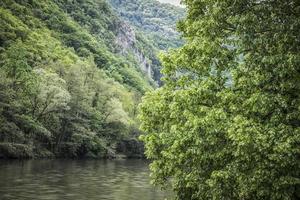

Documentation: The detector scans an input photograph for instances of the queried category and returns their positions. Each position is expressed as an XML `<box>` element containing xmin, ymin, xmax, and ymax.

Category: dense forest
<box><xmin>1</xmin><ymin>0</ymin><xmax>300</xmax><ymax>199</ymax></box>
<box><xmin>139</xmin><ymin>0</ymin><xmax>300</xmax><ymax>199</ymax></box>
<box><xmin>109</xmin><ymin>0</ymin><xmax>185</xmax><ymax>50</ymax></box>
<box><xmin>0</xmin><ymin>0</ymin><xmax>182</xmax><ymax>159</ymax></box>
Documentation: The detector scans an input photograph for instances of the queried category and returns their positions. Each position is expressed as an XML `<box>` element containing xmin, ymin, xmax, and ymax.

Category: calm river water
<box><xmin>0</xmin><ymin>159</ymin><xmax>170</xmax><ymax>200</ymax></box>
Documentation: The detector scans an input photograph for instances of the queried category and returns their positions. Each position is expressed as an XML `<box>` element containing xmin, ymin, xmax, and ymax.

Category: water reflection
<box><xmin>0</xmin><ymin>159</ymin><xmax>169</xmax><ymax>200</ymax></box>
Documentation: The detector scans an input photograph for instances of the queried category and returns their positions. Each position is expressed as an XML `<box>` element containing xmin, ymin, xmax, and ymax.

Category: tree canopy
<box><xmin>139</xmin><ymin>0</ymin><xmax>300</xmax><ymax>199</ymax></box>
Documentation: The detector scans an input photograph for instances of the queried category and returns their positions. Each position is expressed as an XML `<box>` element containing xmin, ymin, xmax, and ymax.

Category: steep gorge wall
<box><xmin>115</xmin><ymin>22</ymin><xmax>153</xmax><ymax>79</ymax></box>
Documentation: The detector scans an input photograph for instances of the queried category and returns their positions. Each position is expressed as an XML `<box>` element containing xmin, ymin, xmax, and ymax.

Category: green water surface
<box><xmin>0</xmin><ymin>159</ymin><xmax>170</xmax><ymax>200</ymax></box>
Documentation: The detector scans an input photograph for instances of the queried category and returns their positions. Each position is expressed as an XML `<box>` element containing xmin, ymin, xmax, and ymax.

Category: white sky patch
<box><xmin>157</xmin><ymin>0</ymin><xmax>182</xmax><ymax>7</ymax></box>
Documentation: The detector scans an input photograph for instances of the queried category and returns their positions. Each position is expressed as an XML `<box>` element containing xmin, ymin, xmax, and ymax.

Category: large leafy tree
<box><xmin>139</xmin><ymin>0</ymin><xmax>300</xmax><ymax>199</ymax></box>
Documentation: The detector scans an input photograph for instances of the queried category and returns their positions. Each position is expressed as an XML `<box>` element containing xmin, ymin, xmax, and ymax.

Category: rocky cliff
<box><xmin>116</xmin><ymin>22</ymin><xmax>153</xmax><ymax>79</ymax></box>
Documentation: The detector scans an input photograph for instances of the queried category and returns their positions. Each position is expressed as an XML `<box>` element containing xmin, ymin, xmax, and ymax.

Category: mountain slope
<box><xmin>109</xmin><ymin>0</ymin><xmax>185</xmax><ymax>50</ymax></box>
<box><xmin>0</xmin><ymin>0</ymin><xmax>169</xmax><ymax>158</ymax></box>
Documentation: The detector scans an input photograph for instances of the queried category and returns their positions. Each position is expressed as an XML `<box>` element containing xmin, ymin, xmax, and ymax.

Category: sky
<box><xmin>157</xmin><ymin>0</ymin><xmax>182</xmax><ymax>7</ymax></box>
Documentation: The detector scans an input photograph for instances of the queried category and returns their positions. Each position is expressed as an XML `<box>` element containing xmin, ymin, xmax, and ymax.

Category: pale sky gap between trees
<box><xmin>157</xmin><ymin>0</ymin><xmax>182</xmax><ymax>7</ymax></box>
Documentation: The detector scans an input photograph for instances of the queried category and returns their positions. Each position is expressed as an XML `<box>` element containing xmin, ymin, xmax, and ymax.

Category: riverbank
<box><xmin>0</xmin><ymin>138</ymin><xmax>145</xmax><ymax>159</ymax></box>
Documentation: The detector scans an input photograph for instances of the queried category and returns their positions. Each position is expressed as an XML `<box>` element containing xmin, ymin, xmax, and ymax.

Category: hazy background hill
<box><xmin>109</xmin><ymin>0</ymin><xmax>185</xmax><ymax>50</ymax></box>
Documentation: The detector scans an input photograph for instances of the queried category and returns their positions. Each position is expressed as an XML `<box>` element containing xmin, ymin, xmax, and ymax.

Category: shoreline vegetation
<box><xmin>0</xmin><ymin>139</ymin><xmax>145</xmax><ymax>159</ymax></box>
<box><xmin>1</xmin><ymin>0</ymin><xmax>299</xmax><ymax>199</ymax></box>
<box><xmin>0</xmin><ymin>0</ymin><xmax>183</xmax><ymax>160</ymax></box>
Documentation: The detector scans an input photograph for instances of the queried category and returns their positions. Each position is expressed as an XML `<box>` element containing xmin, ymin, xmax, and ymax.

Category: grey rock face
<box><xmin>116</xmin><ymin>22</ymin><xmax>153</xmax><ymax>79</ymax></box>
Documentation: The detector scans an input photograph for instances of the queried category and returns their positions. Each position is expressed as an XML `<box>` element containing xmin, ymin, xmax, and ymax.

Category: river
<box><xmin>0</xmin><ymin>159</ymin><xmax>170</xmax><ymax>200</ymax></box>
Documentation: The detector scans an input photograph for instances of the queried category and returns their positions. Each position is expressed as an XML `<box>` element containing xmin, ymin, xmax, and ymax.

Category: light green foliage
<box><xmin>1</xmin><ymin>40</ymin><xmax>33</xmax><ymax>88</ymax></box>
<box><xmin>0</xmin><ymin>0</ymin><xmax>152</xmax><ymax>158</ymax></box>
<box><xmin>0</xmin><ymin>7</ymin><xmax>29</xmax><ymax>47</ymax></box>
<box><xmin>0</xmin><ymin>0</ymin><xmax>153</xmax><ymax>92</ymax></box>
<box><xmin>31</xmin><ymin>68</ymin><xmax>71</xmax><ymax>119</ymax></box>
<box><xmin>139</xmin><ymin>0</ymin><xmax>300</xmax><ymax>199</ymax></box>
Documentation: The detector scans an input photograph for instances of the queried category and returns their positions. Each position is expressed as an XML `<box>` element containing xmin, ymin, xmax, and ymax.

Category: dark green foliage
<box><xmin>0</xmin><ymin>0</ymin><xmax>161</xmax><ymax>158</ymax></box>
<box><xmin>109</xmin><ymin>0</ymin><xmax>185</xmax><ymax>85</ymax></box>
<box><xmin>0</xmin><ymin>7</ymin><xmax>29</xmax><ymax>47</ymax></box>
<box><xmin>0</xmin><ymin>143</ymin><xmax>33</xmax><ymax>159</ymax></box>
<box><xmin>139</xmin><ymin>0</ymin><xmax>300</xmax><ymax>199</ymax></box>
<box><xmin>109</xmin><ymin>0</ymin><xmax>185</xmax><ymax>50</ymax></box>
<box><xmin>116</xmin><ymin>138</ymin><xmax>145</xmax><ymax>158</ymax></box>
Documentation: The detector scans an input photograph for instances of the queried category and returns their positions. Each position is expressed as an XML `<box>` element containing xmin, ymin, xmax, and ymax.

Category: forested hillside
<box><xmin>1</xmin><ymin>0</ymin><xmax>299</xmax><ymax>199</ymax></box>
<box><xmin>0</xmin><ymin>0</ymin><xmax>181</xmax><ymax>159</ymax></box>
<box><xmin>109</xmin><ymin>0</ymin><xmax>185</xmax><ymax>50</ymax></box>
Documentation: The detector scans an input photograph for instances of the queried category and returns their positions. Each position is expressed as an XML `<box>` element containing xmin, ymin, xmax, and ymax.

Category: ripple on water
<box><xmin>0</xmin><ymin>160</ymin><xmax>171</xmax><ymax>200</ymax></box>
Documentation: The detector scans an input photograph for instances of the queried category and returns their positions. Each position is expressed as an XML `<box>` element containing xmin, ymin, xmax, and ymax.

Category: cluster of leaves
<box><xmin>109</xmin><ymin>0</ymin><xmax>185</xmax><ymax>50</ymax></box>
<box><xmin>139</xmin><ymin>0</ymin><xmax>300</xmax><ymax>199</ymax></box>
<box><xmin>0</xmin><ymin>0</ymin><xmax>152</xmax><ymax>158</ymax></box>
